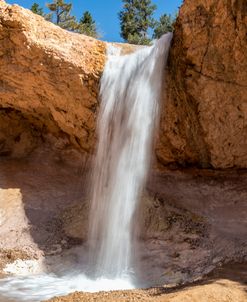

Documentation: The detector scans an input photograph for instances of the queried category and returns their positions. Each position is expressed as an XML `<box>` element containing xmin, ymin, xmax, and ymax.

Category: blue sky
<box><xmin>7</xmin><ymin>0</ymin><xmax>183</xmax><ymax>41</ymax></box>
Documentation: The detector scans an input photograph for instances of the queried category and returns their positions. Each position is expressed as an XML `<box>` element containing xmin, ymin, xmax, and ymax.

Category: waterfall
<box><xmin>88</xmin><ymin>33</ymin><xmax>173</xmax><ymax>279</ymax></box>
<box><xmin>0</xmin><ymin>34</ymin><xmax>173</xmax><ymax>301</ymax></box>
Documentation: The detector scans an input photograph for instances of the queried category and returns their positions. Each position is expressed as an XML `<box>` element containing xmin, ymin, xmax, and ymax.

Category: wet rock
<box><xmin>60</xmin><ymin>202</ymin><xmax>89</xmax><ymax>243</ymax></box>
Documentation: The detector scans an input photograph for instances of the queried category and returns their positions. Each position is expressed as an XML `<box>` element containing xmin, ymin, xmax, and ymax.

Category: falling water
<box><xmin>88</xmin><ymin>33</ymin><xmax>173</xmax><ymax>279</ymax></box>
<box><xmin>0</xmin><ymin>33</ymin><xmax>172</xmax><ymax>301</ymax></box>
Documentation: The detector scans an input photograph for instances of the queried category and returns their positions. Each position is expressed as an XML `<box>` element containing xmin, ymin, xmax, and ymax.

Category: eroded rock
<box><xmin>1</xmin><ymin>1</ymin><xmax>247</xmax><ymax>169</ymax></box>
<box><xmin>158</xmin><ymin>0</ymin><xmax>247</xmax><ymax>168</ymax></box>
<box><xmin>0</xmin><ymin>1</ymin><xmax>106</xmax><ymax>156</ymax></box>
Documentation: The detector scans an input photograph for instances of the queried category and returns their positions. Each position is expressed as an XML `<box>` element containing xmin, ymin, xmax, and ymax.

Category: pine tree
<box><xmin>119</xmin><ymin>0</ymin><xmax>156</xmax><ymax>45</ymax></box>
<box><xmin>153</xmin><ymin>14</ymin><xmax>174</xmax><ymax>39</ymax></box>
<box><xmin>46</xmin><ymin>0</ymin><xmax>77</xmax><ymax>31</ymax></box>
<box><xmin>119</xmin><ymin>0</ymin><xmax>137</xmax><ymax>41</ymax></box>
<box><xmin>30</xmin><ymin>3</ymin><xmax>44</xmax><ymax>16</ymax></box>
<box><xmin>30</xmin><ymin>2</ymin><xmax>52</xmax><ymax>21</ymax></box>
<box><xmin>135</xmin><ymin>0</ymin><xmax>156</xmax><ymax>38</ymax></box>
<box><xmin>77</xmin><ymin>11</ymin><xmax>98</xmax><ymax>38</ymax></box>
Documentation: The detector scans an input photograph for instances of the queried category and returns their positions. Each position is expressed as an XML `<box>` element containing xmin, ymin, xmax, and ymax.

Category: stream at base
<box><xmin>0</xmin><ymin>273</ymin><xmax>135</xmax><ymax>301</ymax></box>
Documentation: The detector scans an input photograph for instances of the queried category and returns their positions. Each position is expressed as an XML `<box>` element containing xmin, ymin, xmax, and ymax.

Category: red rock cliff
<box><xmin>158</xmin><ymin>0</ymin><xmax>247</xmax><ymax>169</ymax></box>
<box><xmin>0</xmin><ymin>0</ymin><xmax>106</xmax><ymax>157</ymax></box>
<box><xmin>0</xmin><ymin>0</ymin><xmax>247</xmax><ymax>169</ymax></box>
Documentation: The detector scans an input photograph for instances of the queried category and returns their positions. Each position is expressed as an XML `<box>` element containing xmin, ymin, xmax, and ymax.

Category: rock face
<box><xmin>157</xmin><ymin>0</ymin><xmax>247</xmax><ymax>169</ymax></box>
<box><xmin>0</xmin><ymin>1</ymin><xmax>106</xmax><ymax>157</ymax></box>
<box><xmin>1</xmin><ymin>0</ymin><xmax>246</xmax><ymax>169</ymax></box>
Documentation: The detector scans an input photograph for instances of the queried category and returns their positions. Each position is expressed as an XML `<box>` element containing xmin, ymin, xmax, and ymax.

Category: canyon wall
<box><xmin>0</xmin><ymin>0</ymin><xmax>105</xmax><ymax>158</ymax></box>
<box><xmin>158</xmin><ymin>0</ymin><xmax>247</xmax><ymax>169</ymax></box>
<box><xmin>0</xmin><ymin>0</ymin><xmax>246</xmax><ymax>169</ymax></box>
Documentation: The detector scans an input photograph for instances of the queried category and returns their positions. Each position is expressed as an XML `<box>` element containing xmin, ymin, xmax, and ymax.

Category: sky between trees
<box><xmin>7</xmin><ymin>0</ymin><xmax>182</xmax><ymax>42</ymax></box>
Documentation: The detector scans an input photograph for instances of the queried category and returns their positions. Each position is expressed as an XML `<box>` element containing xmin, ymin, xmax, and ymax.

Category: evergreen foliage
<box><xmin>127</xmin><ymin>33</ymin><xmax>152</xmax><ymax>45</ymax></box>
<box><xmin>30</xmin><ymin>2</ymin><xmax>52</xmax><ymax>21</ymax></box>
<box><xmin>46</xmin><ymin>0</ymin><xmax>77</xmax><ymax>31</ymax></box>
<box><xmin>30</xmin><ymin>0</ymin><xmax>174</xmax><ymax>41</ymax></box>
<box><xmin>153</xmin><ymin>14</ymin><xmax>174</xmax><ymax>39</ymax></box>
<box><xmin>76</xmin><ymin>11</ymin><xmax>98</xmax><ymax>38</ymax></box>
<box><xmin>30</xmin><ymin>2</ymin><xmax>44</xmax><ymax>16</ymax></box>
<box><xmin>119</xmin><ymin>0</ymin><xmax>156</xmax><ymax>45</ymax></box>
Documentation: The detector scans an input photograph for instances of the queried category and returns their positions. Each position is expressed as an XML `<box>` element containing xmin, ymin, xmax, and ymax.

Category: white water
<box><xmin>88</xmin><ymin>33</ymin><xmax>173</xmax><ymax>279</ymax></box>
<box><xmin>0</xmin><ymin>33</ymin><xmax>172</xmax><ymax>302</ymax></box>
<box><xmin>0</xmin><ymin>273</ymin><xmax>134</xmax><ymax>301</ymax></box>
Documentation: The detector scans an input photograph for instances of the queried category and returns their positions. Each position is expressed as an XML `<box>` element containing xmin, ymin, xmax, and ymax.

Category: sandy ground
<box><xmin>46</xmin><ymin>263</ymin><xmax>247</xmax><ymax>302</ymax></box>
